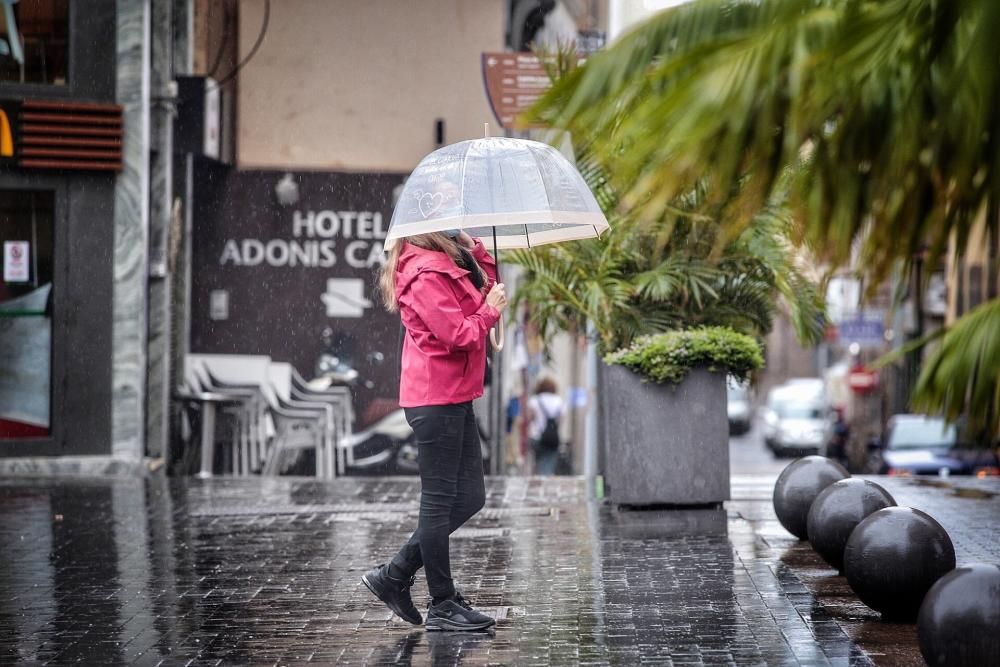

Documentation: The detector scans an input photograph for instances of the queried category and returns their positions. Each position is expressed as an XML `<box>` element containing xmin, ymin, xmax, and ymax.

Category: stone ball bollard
<box><xmin>917</xmin><ymin>563</ymin><xmax>1000</xmax><ymax>667</ymax></box>
<box><xmin>807</xmin><ymin>478</ymin><xmax>896</xmax><ymax>573</ymax></box>
<box><xmin>772</xmin><ymin>455</ymin><xmax>850</xmax><ymax>540</ymax></box>
<box><xmin>844</xmin><ymin>507</ymin><xmax>956</xmax><ymax>621</ymax></box>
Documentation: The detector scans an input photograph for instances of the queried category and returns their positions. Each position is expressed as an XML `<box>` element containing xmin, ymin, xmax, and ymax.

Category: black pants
<box><xmin>389</xmin><ymin>402</ymin><xmax>486</xmax><ymax>599</ymax></box>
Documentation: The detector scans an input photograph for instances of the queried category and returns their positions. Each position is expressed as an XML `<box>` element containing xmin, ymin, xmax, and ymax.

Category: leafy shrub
<box><xmin>606</xmin><ymin>327</ymin><xmax>763</xmax><ymax>385</ymax></box>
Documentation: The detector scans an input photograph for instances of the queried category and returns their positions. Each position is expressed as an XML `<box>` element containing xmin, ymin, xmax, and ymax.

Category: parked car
<box><xmin>874</xmin><ymin>414</ymin><xmax>1000</xmax><ymax>476</ymax></box>
<box><xmin>727</xmin><ymin>378</ymin><xmax>752</xmax><ymax>435</ymax></box>
<box><xmin>780</xmin><ymin>377</ymin><xmax>826</xmax><ymax>400</ymax></box>
<box><xmin>761</xmin><ymin>383</ymin><xmax>831</xmax><ymax>457</ymax></box>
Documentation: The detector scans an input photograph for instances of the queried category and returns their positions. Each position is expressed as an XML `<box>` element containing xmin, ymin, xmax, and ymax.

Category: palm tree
<box><xmin>526</xmin><ymin>0</ymin><xmax>1000</xmax><ymax>436</ymax></box>
<box><xmin>507</xmin><ymin>152</ymin><xmax>824</xmax><ymax>354</ymax></box>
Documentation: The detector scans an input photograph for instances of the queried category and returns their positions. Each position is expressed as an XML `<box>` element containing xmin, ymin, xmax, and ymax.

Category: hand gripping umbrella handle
<box><xmin>490</xmin><ymin>314</ymin><xmax>504</xmax><ymax>351</ymax></box>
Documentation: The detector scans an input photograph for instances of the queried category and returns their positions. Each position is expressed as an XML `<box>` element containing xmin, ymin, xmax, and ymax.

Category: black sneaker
<box><xmin>425</xmin><ymin>593</ymin><xmax>496</xmax><ymax>632</ymax></box>
<box><xmin>452</xmin><ymin>590</ymin><xmax>474</xmax><ymax>611</ymax></box>
<box><xmin>361</xmin><ymin>564</ymin><xmax>422</xmax><ymax>625</ymax></box>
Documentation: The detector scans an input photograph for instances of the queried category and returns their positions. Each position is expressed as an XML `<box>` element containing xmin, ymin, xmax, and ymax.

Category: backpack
<box><xmin>537</xmin><ymin>399</ymin><xmax>561</xmax><ymax>451</ymax></box>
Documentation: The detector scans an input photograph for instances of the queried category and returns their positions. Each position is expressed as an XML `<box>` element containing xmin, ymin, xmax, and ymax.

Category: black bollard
<box><xmin>807</xmin><ymin>478</ymin><xmax>896</xmax><ymax>573</ymax></box>
<box><xmin>918</xmin><ymin>563</ymin><xmax>1000</xmax><ymax>667</ymax></box>
<box><xmin>772</xmin><ymin>456</ymin><xmax>850</xmax><ymax>540</ymax></box>
<box><xmin>844</xmin><ymin>507</ymin><xmax>956</xmax><ymax>621</ymax></box>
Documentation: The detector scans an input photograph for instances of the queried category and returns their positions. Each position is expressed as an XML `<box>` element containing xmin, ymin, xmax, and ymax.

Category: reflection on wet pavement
<box><xmin>0</xmin><ymin>474</ymin><xmax>996</xmax><ymax>665</ymax></box>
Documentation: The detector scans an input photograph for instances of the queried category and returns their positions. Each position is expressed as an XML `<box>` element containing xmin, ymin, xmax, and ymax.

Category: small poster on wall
<box><xmin>3</xmin><ymin>241</ymin><xmax>30</xmax><ymax>282</ymax></box>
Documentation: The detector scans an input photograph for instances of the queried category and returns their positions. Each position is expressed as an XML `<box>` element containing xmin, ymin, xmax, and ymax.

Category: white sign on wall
<box><xmin>209</xmin><ymin>289</ymin><xmax>229</xmax><ymax>320</ymax></box>
<box><xmin>321</xmin><ymin>278</ymin><xmax>373</xmax><ymax>318</ymax></box>
<box><xmin>204</xmin><ymin>77</ymin><xmax>221</xmax><ymax>160</ymax></box>
<box><xmin>3</xmin><ymin>241</ymin><xmax>30</xmax><ymax>282</ymax></box>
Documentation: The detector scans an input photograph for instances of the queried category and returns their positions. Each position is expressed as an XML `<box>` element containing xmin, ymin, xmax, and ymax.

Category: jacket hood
<box><xmin>396</xmin><ymin>242</ymin><xmax>469</xmax><ymax>294</ymax></box>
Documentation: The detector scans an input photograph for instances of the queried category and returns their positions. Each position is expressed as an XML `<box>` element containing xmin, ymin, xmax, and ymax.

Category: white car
<box><xmin>727</xmin><ymin>378</ymin><xmax>752</xmax><ymax>435</ymax></box>
<box><xmin>761</xmin><ymin>381</ymin><xmax>831</xmax><ymax>456</ymax></box>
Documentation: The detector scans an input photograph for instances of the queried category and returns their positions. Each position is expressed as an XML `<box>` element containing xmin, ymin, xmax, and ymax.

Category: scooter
<box><xmin>311</xmin><ymin>328</ymin><xmax>491</xmax><ymax>475</ymax></box>
<box><xmin>338</xmin><ymin>407</ymin><xmax>492</xmax><ymax>476</ymax></box>
<box><xmin>313</xmin><ymin>327</ymin><xmax>383</xmax><ymax>390</ymax></box>
<box><xmin>310</xmin><ymin>329</ymin><xmax>412</xmax><ymax>474</ymax></box>
<box><xmin>338</xmin><ymin>409</ymin><xmax>419</xmax><ymax>476</ymax></box>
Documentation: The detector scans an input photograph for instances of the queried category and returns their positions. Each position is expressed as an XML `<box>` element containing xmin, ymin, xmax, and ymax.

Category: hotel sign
<box><xmin>217</xmin><ymin>209</ymin><xmax>388</xmax><ymax>271</ymax></box>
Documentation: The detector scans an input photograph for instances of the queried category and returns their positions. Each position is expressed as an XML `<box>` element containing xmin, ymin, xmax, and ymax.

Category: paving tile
<box><xmin>0</xmin><ymin>474</ymin><xmax>995</xmax><ymax>665</ymax></box>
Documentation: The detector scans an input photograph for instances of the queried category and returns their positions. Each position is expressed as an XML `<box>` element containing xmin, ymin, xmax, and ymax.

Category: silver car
<box><xmin>762</xmin><ymin>384</ymin><xmax>831</xmax><ymax>456</ymax></box>
<box><xmin>727</xmin><ymin>378</ymin><xmax>752</xmax><ymax>435</ymax></box>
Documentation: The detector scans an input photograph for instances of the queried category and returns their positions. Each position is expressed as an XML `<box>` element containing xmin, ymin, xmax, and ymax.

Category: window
<box><xmin>887</xmin><ymin>419</ymin><xmax>957</xmax><ymax>451</ymax></box>
<box><xmin>0</xmin><ymin>0</ymin><xmax>69</xmax><ymax>85</ymax></box>
<box><xmin>775</xmin><ymin>403</ymin><xmax>824</xmax><ymax>420</ymax></box>
<box><xmin>1</xmin><ymin>189</ymin><xmax>54</xmax><ymax>438</ymax></box>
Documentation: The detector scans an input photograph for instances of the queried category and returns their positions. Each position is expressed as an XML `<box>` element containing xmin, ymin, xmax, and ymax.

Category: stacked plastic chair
<box><xmin>174</xmin><ymin>355</ymin><xmax>355</xmax><ymax>479</ymax></box>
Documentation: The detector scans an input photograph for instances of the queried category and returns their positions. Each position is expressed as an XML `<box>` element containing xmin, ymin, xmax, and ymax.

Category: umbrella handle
<box><xmin>490</xmin><ymin>314</ymin><xmax>504</xmax><ymax>351</ymax></box>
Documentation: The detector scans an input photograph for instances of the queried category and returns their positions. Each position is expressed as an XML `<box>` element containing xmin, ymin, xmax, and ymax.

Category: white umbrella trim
<box><xmin>383</xmin><ymin>210</ymin><xmax>609</xmax><ymax>250</ymax></box>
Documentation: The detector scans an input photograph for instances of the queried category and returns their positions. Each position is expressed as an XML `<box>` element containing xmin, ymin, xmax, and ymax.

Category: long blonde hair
<box><xmin>379</xmin><ymin>233</ymin><xmax>484</xmax><ymax>312</ymax></box>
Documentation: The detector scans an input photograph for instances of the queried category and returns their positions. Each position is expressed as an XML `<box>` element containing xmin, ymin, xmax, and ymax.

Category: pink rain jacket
<box><xmin>396</xmin><ymin>239</ymin><xmax>499</xmax><ymax>407</ymax></box>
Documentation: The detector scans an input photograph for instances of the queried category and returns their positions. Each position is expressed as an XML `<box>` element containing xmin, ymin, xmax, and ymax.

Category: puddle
<box><xmin>951</xmin><ymin>487</ymin><xmax>997</xmax><ymax>500</ymax></box>
<box><xmin>906</xmin><ymin>478</ymin><xmax>997</xmax><ymax>500</ymax></box>
<box><xmin>909</xmin><ymin>479</ymin><xmax>952</xmax><ymax>490</ymax></box>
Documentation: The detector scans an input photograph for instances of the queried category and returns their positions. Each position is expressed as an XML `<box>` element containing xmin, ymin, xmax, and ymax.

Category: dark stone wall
<box><xmin>190</xmin><ymin>165</ymin><xmax>407</xmax><ymax>427</ymax></box>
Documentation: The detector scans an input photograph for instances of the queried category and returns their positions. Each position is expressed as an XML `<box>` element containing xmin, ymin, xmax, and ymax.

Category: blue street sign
<box><xmin>837</xmin><ymin>314</ymin><xmax>885</xmax><ymax>347</ymax></box>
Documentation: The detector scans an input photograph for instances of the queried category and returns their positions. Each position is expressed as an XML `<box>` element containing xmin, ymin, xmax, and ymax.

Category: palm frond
<box><xmin>522</xmin><ymin>0</ymin><xmax>1000</xmax><ymax>432</ymax></box>
<box><xmin>911</xmin><ymin>300</ymin><xmax>1000</xmax><ymax>438</ymax></box>
<box><xmin>529</xmin><ymin>0</ymin><xmax>1000</xmax><ymax>284</ymax></box>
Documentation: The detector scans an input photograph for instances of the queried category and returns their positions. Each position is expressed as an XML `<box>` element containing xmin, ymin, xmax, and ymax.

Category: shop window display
<box><xmin>1</xmin><ymin>189</ymin><xmax>53</xmax><ymax>438</ymax></box>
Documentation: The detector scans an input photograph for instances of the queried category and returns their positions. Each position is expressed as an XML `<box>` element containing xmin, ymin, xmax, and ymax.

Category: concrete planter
<box><xmin>600</xmin><ymin>364</ymin><xmax>730</xmax><ymax>507</ymax></box>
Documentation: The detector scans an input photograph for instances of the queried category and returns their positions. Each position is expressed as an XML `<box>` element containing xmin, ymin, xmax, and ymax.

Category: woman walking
<box><xmin>362</xmin><ymin>229</ymin><xmax>507</xmax><ymax>632</ymax></box>
<box><xmin>528</xmin><ymin>377</ymin><xmax>564</xmax><ymax>476</ymax></box>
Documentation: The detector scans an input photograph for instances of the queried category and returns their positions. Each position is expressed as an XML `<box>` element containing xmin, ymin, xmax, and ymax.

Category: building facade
<box><xmin>178</xmin><ymin>0</ymin><xmax>508</xmax><ymax>470</ymax></box>
<box><xmin>1</xmin><ymin>0</ymin><xmax>607</xmax><ymax>474</ymax></box>
<box><xmin>1</xmin><ymin>1</ymin><xmax>119</xmax><ymax>466</ymax></box>
<box><xmin>1</xmin><ymin>0</ymin><xmax>192</xmax><ymax>473</ymax></box>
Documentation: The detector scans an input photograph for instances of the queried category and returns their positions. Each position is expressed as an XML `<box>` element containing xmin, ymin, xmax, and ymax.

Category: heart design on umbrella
<box><xmin>417</xmin><ymin>191</ymin><xmax>445</xmax><ymax>219</ymax></box>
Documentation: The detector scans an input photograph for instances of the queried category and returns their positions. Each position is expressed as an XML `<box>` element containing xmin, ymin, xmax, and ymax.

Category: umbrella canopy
<box><xmin>386</xmin><ymin>137</ymin><xmax>609</xmax><ymax>250</ymax></box>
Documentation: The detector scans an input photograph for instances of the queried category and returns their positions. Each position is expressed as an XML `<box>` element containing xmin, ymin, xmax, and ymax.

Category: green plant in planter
<box><xmin>606</xmin><ymin>327</ymin><xmax>764</xmax><ymax>385</ymax></box>
<box><xmin>507</xmin><ymin>191</ymin><xmax>825</xmax><ymax>355</ymax></box>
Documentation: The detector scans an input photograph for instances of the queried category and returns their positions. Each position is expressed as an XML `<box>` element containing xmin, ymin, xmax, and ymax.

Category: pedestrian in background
<box><xmin>528</xmin><ymin>377</ymin><xmax>563</xmax><ymax>476</ymax></box>
<box><xmin>827</xmin><ymin>407</ymin><xmax>850</xmax><ymax>470</ymax></box>
<box><xmin>362</xmin><ymin>229</ymin><xmax>506</xmax><ymax>632</ymax></box>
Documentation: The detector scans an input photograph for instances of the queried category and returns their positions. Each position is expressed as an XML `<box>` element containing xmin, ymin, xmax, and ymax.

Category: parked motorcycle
<box><xmin>313</xmin><ymin>327</ymin><xmax>383</xmax><ymax>389</ymax></box>
<box><xmin>338</xmin><ymin>407</ymin><xmax>492</xmax><ymax>476</ymax></box>
<box><xmin>311</xmin><ymin>328</ymin><xmax>491</xmax><ymax>476</ymax></box>
<box><xmin>309</xmin><ymin>328</ymin><xmax>412</xmax><ymax>474</ymax></box>
<box><xmin>338</xmin><ymin>409</ymin><xmax>419</xmax><ymax>476</ymax></box>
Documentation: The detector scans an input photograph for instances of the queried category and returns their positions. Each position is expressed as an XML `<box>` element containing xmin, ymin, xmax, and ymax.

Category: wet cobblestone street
<box><xmin>0</xmin><ymin>473</ymin><xmax>997</xmax><ymax>666</ymax></box>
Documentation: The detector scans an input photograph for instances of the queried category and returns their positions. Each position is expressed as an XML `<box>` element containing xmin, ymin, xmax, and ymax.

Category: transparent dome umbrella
<box><xmin>386</xmin><ymin>134</ymin><xmax>610</xmax><ymax>348</ymax></box>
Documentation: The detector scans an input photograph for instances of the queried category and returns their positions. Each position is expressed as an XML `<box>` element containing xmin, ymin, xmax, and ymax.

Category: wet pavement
<box><xmin>727</xmin><ymin>420</ymin><xmax>787</xmax><ymax>477</ymax></box>
<box><xmin>0</xmin><ymin>471</ymin><xmax>997</xmax><ymax>666</ymax></box>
